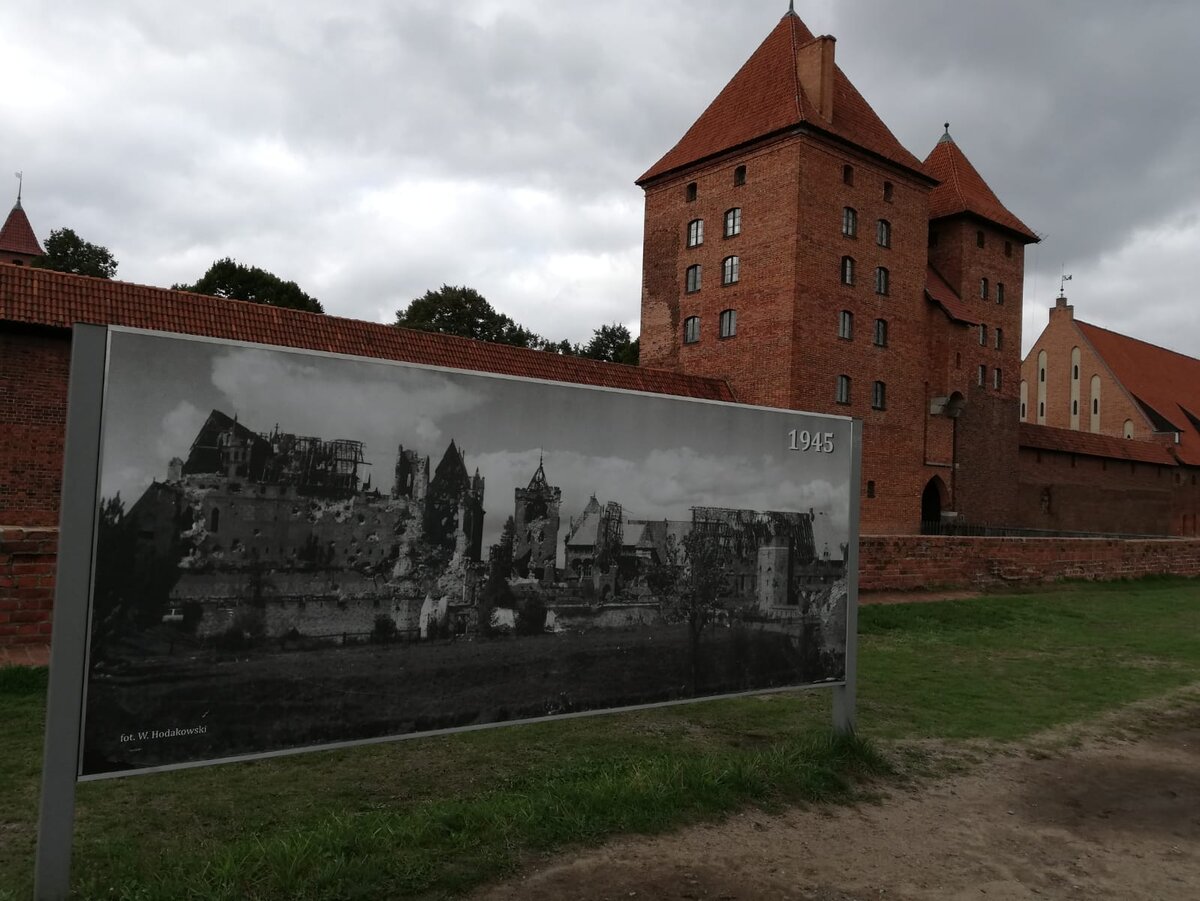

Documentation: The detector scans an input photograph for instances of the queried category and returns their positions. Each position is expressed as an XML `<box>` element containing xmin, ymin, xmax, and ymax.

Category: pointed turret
<box><xmin>638</xmin><ymin>11</ymin><xmax>924</xmax><ymax>184</ymax></box>
<box><xmin>924</xmin><ymin>125</ymin><xmax>1038</xmax><ymax>243</ymax></box>
<box><xmin>0</xmin><ymin>189</ymin><xmax>44</xmax><ymax>266</ymax></box>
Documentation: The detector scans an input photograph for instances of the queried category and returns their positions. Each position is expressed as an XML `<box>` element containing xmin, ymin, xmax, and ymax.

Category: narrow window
<box><xmin>1092</xmin><ymin>398</ymin><xmax>1099</xmax><ymax>415</ymax></box>
<box><xmin>995</xmin><ymin>327</ymin><xmax>1003</xmax><ymax>350</ymax></box>
<box><xmin>685</xmin><ymin>182</ymin><xmax>697</xmax><ymax>202</ymax></box>
<box><xmin>875</xmin><ymin>267</ymin><xmax>889</xmax><ymax>295</ymax></box>
<box><xmin>866</xmin><ymin>480</ymin><xmax>876</xmax><ymax>498</ymax></box>
<box><xmin>1040</xmin><ymin>366</ymin><xmax>1045</xmax><ymax>383</ymax></box>
<box><xmin>1072</xmin><ymin>400</ymin><xmax>1078</xmax><ymax>415</ymax></box>
<box><xmin>836</xmin><ymin>375</ymin><xmax>851</xmax><ymax>404</ymax></box>
<box><xmin>994</xmin><ymin>368</ymin><xmax>1002</xmax><ymax>390</ymax></box>
<box><xmin>840</xmin><ymin>256</ymin><xmax>855</xmax><ymax>285</ymax></box>
<box><xmin>980</xmin><ymin>277</ymin><xmax>989</xmax><ymax>300</ymax></box>
<box><xmin>1124</xmin><ymin>420</ymin><xmax>1134</xmax><ymax>438</ymax></box>
<box><xmin>723</xmin><ymin>207</ymin><xmax>741</xmax><ymax>238</ymax></box>
<box><xmin>976</xmin><ymin>230</ymin><xmax>985</xmax><ymax>248</ymax></box>
<box><xmin>876</xmin><ymin>219</ymin><xmax>891</xmax><ymax>248</ymax></box>
<box><xmin>842</xmin><ymin>207</ymin><xmax>858</xmax><ymax>237</ymax></box>
<box><xmin>733</xmin><ymin>165</ymin><xmax>746</xmax><ymax>186</ymax></box>
<box><xmin>1005</xmin><ymin>240</ymin><xmax>1013</xmax><ymax>258</ymax></box>
<box><xmin>722</xmin><ymin>255</ymin><xmax>740</xmax><ymax>285</ymax></box>
<box><xmin>210</xmin><ymin>508</ymin><xmax>220</xmax><ymax>533</ymax></box>
<box><xmin>996</xmin><ymin>283</ymin><xmax>1005</xmax><ymax>305</ymax></box>
<box><xmin>1039</xmin><ymin>401</ymin><xmax>1045</xmax><ymax>418</ymax></box>
<box><xmin>838</xmin><ymin>310</ymin><xmax>853</xmax><ymax>340</ymax></box>
<box><xmin>874</xmin><ymin>318</ymin><xmax>888</xmax><ymax>347</ymax></box>
<box><xmin>978</xmin><ymin>364</ymin><xmax>987</xmax><ymax>387</ymax></box>
<box><xmin>683</xmin><ymin>316</ymin><xmax>700</xmax><ymax>344</ymax></box>
<box><xmin>685</xmin><ymin>264</ymin><xmax>701</xmax><ymax>293</ymax></box>
<box><xmin>719</xmin><ymin>309</ymin><xmax>737</xmax><ymax>338</ymax></box>
<box><xmin>1021</xmin><ymin>402</ymin><xmax>1026</xmax><ymax>418</ymax></box>
<box><xmin>686</xmin><ymin>219</ymin><xmax>703</xmax><ymax>247</ymax></box>
<box><xmin>883</xmin><ymin>181</ymin><xmax>894</xmax><ymax>202</ymax></box>
<box><xmin>979</xmin><ymin>324</ymin><xmax>987</xmax><ymax>346</ymax></box>
<box><xmin>843</xmin><ymin>164</ymin><xmax>854</xmax><ymax>185</ymax></box>
<box><xmin>872</xmin><ymin>381</ymin><xmax>887</xmax><ymax>410</ymax></box>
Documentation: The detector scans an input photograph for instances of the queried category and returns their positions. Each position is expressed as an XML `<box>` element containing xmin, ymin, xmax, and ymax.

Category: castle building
<box><xmin>0</xmin><ymin>193</ymin><xmax>44</xmax><ymax>266</ymax></box>
<box><xmin>512</xmin><ymin>456</ymin><xmax>561</xmax><ymax>580</ymax></box>
<box><xmin>636</xmin><ymin>9</ymin><xmax>1039</xmax><ymax>533</ymax></box>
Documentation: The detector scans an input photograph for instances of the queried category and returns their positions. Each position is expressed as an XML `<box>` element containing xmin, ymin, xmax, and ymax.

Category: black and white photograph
<box><xmin>81</xmin><ymin>328</ymin><xmax>855</xmax><ymax>776</ymax></box>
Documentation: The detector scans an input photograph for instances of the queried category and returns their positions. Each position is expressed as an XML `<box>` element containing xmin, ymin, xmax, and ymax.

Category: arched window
<box><xmin>875</xmin><ymin>267</ymin><xmax>889</xmax><ymax>295</ymax></box>
<box><xmin>722</xmin><ymin>255</ymin><xmax>740</xmax><ymax>285</ymax></box>
<box><xmin>1090</xmin><ymin>374</ymin><xmax>1102</xmax><ymax>432</ymax></box>
<box><xmin>733</xmin><ymin>165</ymin><xmax>746</xmax><ymax>185</ymax></box>
<box><xmin>838</xmin><ymin>310</ymin><xmax>853</xmax><ymax>340</ymax></box>
<box><xmin>995</xmin><ymin>327</ymin><xmax>1003</xmax><ymax>350</ymax></box>
<box><xmin>840</xmin><ymin>256</ymin><xmax>855</xmax><ymax>285</ymax></box>
<box><xmin>876</xmin><ymin>219</ymin><xmax>891</xmax><ymax>248</ymax></box>
<box><xmin>719</xmin><ymin>309</ymin><xmax>737</xmax><ymax>338</ymax></box>
<box><xmin>685</xmin><ymin>264</ymin><xmax>701</xmax><ymax>293</ymax></box>
<box><xmin>685</xmin><ymin>182</ymin><xmax>697</xmax><ymax>202</ymax></box>
<box><xmin>980</xmin><ymin>277</ymin><xmax>989</xmax><ymax>300</ymax></box>
<box><xmin>874</xmin><ymin>318</ymin><xmax>888</xmax><ymax>347</ymax></box>
<box><xmin>1124</xmin><ymin>420</ymin><xmax>1134</xmax><ymax>439</ymax></box>
<box><xmin>724</xmin><ymin>207</ymin><xmax>741</xmax><ymax>238</ymax></box>
<box><xmin>683</xmin><ymin>316</ymin><xmax>700</xmax><ymax>344</ymax></box>
<box><xmin>836</xmin><ymin>375</ymin><xmax>851</xmax><ymax>404</ymax></box>
<box><xmin>686</xmin><ymin>219</ymin><xmax>703</xmax><ymax>247</ymax></box>
<box><xmin>842</xmin><ymin>207</ymin><xmax>858</xmax><ymax>237</ymax></box>
<box><xmin>979</xmin><ymin>324</ymin><xmax>988</xmax><ymax>346</ymax></box>
<box><xmin>997</xmin><ymin>283</ymin><xmax>1005</xmax><ymax>305</ymax></box>
<box><xmin>843</xmin><ymin>164</ymin><xmax>854</xmax><ymax>185</ymax></box>
<box><xmin>872</xmin><ymin>381</ymin><xmax>887</xmax><ymax>410</ymax></box>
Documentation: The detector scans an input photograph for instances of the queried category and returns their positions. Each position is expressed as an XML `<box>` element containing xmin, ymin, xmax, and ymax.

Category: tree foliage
<box><xmin>579</xmin><ymin>323</ymin><xmax>639</xmax><ymax>365</ymax></box>
<box><xmin>175</xmin><ymin>258</ymin><xmax>324</xmax><ymax>314</ymax></box>
<box><xmin>33</xmin><ymin>227</ymin><xmax>118</xmax><ymax>279</ymax></box>
<box><xmin>657</xmin><ymin>529</ymin><xmax>734</xmax><ymax>693</ymax></box>
<box><xmin>395</xmin><ymin>285</ymin><xmax>555</xmax><ymax>348</ymax></box>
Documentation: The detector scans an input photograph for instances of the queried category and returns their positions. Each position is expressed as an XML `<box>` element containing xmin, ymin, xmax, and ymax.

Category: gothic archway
<box><xmin>920</xmin><ymin>477</ymin><xmax>948</xmax><ymax>534</ymax></box>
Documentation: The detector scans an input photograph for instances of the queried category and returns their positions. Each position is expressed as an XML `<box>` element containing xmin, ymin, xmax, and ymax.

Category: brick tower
<box><xmin>0</xmin><ymin>180</ymin><xmax>44</xmax><ymax>267</ymax></box>
<box><xmin>636</xmin><ymin>9</ymin><xmax>1037</xmax><ymax>533</ymax></box>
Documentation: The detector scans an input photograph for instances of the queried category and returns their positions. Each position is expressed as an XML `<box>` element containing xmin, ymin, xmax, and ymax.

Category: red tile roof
<box><xmin>923</xmin><ymin>131</ymin><xmax>1038</xmax><ymax>243</ymax></box>
<box><xmin>1019</xmin><ymin>422</ymin><xmax>1176</xmax><ymax>466</ymax></box>
<box><xmin>925</xmin><ymin>265</ymin><xmax>978</xmax><ymax>325</ymax></box>
<box><xmin>1076</xmin><ymin>320</ymin><xmax>1200</xmax><ymax>465</ymax></box>
<box><xmin>638</xmin><ymin>13</ymin><xmax>926</xmax><ymax>184</ymax></box>
<box><xmin>0</xmin><ymin>263</ymin><xmax>736</xmax><ymax>403</ymax></box>
<box><xmin>0</xmin><ymin>202</ymin><xmax>44</xmax><ymax>257</ymax></box>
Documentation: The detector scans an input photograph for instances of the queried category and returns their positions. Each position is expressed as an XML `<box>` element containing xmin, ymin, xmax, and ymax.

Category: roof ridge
<box><xmin>1076</xmin><ymin>318</ymin><xmax>1199</xmax><ymax>365</ymax></box>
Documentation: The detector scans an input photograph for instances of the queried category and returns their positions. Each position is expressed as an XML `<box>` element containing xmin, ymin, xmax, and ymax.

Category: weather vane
<box><xmin>14</xmin><ymin>170</ymin><xmax>22</xmax><ymax>204</ymax></box>
<box><xmin>1059</xmin><ymin>270</ymin><xmax>1073</xmax><ymax>299</ymax></box>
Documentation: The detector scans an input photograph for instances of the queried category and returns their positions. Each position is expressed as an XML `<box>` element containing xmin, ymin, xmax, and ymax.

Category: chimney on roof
<box><xmin>796</xmin><ymin>35</ymin><xmax>836</xmax><ymax>123</ymax></box>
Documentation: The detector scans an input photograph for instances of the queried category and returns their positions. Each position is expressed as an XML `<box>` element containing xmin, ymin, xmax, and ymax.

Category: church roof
<box><xmin>1019</xmin><ymin>422</ymin><xmax>1175</xmax><ymax>466</ymax></box>
<box><xmin>1075</xmin><ymin>320</ymin><xmax>1200</xmax><ymax>466</ymax></box>
<box><xmin>638</xmin><ymin>12</ymin><xmax>926</xmax><ymax>184</ymax></box>
<box><xmin>0</xmin><ymin>200</ymin><xmax>44</xmax><ymax>257</ymax></box>
<box><xmin>923</xmin><ymin>128</ymin><xmax>1039</xmax><ymax>243</ymax></box>
<box><xmin>0</xmin><ymin>264</ymin><xmax>736</xmax><ymax>404</ymax></box>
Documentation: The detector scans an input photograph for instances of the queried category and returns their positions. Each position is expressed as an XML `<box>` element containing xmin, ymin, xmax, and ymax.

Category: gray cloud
<box><xmin>4</xmin><ymin>0</ymin><xmax>1197</xmax><ymax>355</ymax></box>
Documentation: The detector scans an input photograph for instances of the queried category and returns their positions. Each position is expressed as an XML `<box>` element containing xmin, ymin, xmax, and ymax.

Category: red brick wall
<box><xmin>0</xmin><ymin>326</ymin><xmax>72</xmax><ymax>527</ymax></box>
<box><xmin>0</xmin><ymin>526</ymin><xmax>57</xmax><ymax>645</ymax></box>
<box><xmin>860</xmin><ymin>533</ymin><xmax>1200</xmax><ymax>591</ymax></box>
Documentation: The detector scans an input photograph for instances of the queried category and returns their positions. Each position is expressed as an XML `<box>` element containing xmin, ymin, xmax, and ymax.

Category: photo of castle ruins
<box><xmin>81</xmin><ymin>329</ymin><xmax>852</xmax><ymax>775</ymax></box>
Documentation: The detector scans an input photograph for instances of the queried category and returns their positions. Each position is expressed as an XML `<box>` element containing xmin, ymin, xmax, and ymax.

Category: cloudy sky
<box><xmin>99</xmin><ymin>330</ymin><xmax>853</xmax><ymax>551</ymax></box>
<box><xmin>6</xmin><ymin>1</ymin><xmax>1199</xmax><ymax>356</ymax></box>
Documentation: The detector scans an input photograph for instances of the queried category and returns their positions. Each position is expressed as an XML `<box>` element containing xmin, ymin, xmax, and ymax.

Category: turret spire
<box><xmin>14</xmin><ymin>171</ymin><xmax>22</xmax><ymax>207</ymax></box>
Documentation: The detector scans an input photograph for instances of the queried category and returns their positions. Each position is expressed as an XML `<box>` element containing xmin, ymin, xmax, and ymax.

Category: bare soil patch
<box><xmin>471</xmin><ymin>699</ymin><xmax>1200</xmax><ymax>901</ymax></box>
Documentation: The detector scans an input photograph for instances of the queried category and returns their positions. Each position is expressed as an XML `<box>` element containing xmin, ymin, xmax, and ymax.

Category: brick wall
<box><xmin>0</xmin><ymin>526</ymin><xmax>57</xmax><ymax>644</ymax></box>
<box><xmin>0</xmin><ymin>326</ymin><xmax>71</xmax><ymax>526</ymax></box>
<box><xmin>860</xmin><ymin>533</ymin><xmax>1200</xmax><ymax>591</ymax></box>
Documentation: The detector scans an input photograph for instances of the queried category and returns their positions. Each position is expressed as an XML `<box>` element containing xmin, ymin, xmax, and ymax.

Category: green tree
<box><xmin>33</xmin><ymin>227</ymin><xmax>118</xmax><ymax>278</ymax></box>
<box><xmin>396</xmin><ymin>285</ymin><xmax>563</xmax><ymax>350</ymax></box>
<box><xmin>579</xmin><ymin>323</ymin><xmax>639</xmax><ymax>365</ymax></box>
<box><xmin>175</xmin><ymin>258</ymin><xmax>324</xmax><ymax>313</ymax></box>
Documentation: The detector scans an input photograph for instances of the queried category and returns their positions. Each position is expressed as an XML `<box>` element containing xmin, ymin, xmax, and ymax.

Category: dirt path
<box><xmin>471</xmin><ymin>699</ymin><xmax>1200</xmax><ymax>901</ymax></box>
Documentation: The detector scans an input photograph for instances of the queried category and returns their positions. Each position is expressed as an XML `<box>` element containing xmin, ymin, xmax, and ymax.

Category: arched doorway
<box><xmin>921</xmin><ymin>477</ymin><xmax>948</xmax><ymax>534</ymax></box>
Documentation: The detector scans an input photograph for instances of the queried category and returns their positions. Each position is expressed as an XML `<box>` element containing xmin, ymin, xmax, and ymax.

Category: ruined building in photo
<box><xmin>512</xmin><ymin>456</ymin><xmax>561</xmax><ymax>580</ymax></box>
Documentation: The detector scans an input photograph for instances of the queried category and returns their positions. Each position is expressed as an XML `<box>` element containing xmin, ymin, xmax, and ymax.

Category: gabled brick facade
<box><xmin>637</xmin><ymin>10</ymin><xmax>1038</xmax><ymax>533</ymax></box>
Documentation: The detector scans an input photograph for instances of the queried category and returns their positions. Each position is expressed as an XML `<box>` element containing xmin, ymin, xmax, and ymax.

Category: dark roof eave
<box><xmin>928</xmin><ymin>209</ymin><xmax>1040</xmax><ymax>245</ymax></box>
<box><xmin>637</xmin><ymin>122</ymin><xmax>938</xmax><ymax>189</ymax></box>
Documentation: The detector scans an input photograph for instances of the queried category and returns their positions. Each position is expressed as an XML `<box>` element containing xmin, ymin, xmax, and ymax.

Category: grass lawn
<box><xmin>2</xmin><ymin>576</ymin><xmax>1199</xmax><ymax>899</ymax></box>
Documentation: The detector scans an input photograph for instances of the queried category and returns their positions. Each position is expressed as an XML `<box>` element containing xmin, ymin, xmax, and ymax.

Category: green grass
<box><xmin>2</xmin><ymin>576</ymin><xmax>1200</xmax><ymax>899</ymax></box>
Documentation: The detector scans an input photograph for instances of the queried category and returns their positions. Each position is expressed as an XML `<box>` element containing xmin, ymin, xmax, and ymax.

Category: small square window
<box><xmin>724</xmin><ymin>207</ymin><xmax>741</xmax><ymax>238</ymax></box>
<box><xmin>874</xmin><ymin>318</ymin><xmax>888</xmax><ymax>347</ymax></box>
<box><xmin>838</xmin><ymin>310</ymin><xmax>853</xmax><ymax>340</ymax></box>
<box><xmin>840</xmin><ymin>256</ymin><xmax>855</xmax><ymax>286</ymax></box>
<box><xmin>872</xmin><ymin>381</ymin><xmax>886</xmax><ymax>410</ymax></box>
<box><xmin>843</xmin><ymin>164</ymin><xmax>854</xmax><ymax>186</ymax></box>
<box><xmin>836</xmin><ymin>374</ymin><xmax>851</xmax><ymax>404</ymax></box>
<box><xmin>883</xmin><ymin>181</ymin><xmax>894</xmax><ymax>202</ymax></box>
<box><xmin>686</xmin><ymin>182</ymin><xmax>697</xmax><ymax>202</ymax></box>
<box><xmin>685</xmin><ymin>264</ymin><xmax>701</xmax><ymax>293</ymax></box>
<box><xmin>875</xmin><ymin>267</ymin><xmax>889</xmax><ymax>295</ymax></box>
<box><xmin>719</xmin><ymin>309</ymin><xmax>737</xmax><ymax>338</ymax></box>
<box><xmin>683</xmin><ymin>316</ymin><xmax>700</xmax><ymax>344</ymax></box>
<box><xmin>842</xmin><ymin>207</ymin><xmax>858</xmax><ymax>238</ymax></box>
<box><xmin>686</xmin><ymin>218</ymin><xmax>703</xmax><ymax>248</ymax></box>
<box><xmin>722</xmin><ymin>255</ymin><xmax>740</xmax><ymax>285</ymax></box>
<box><xmin>733</xmin><ymin>165</ymin><xmax>746</xmax><ymax>186</ymax></box>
